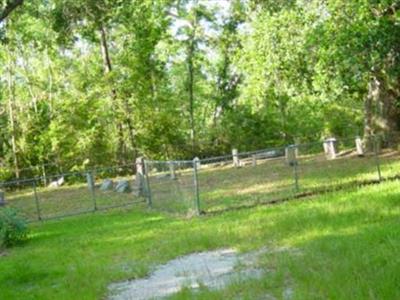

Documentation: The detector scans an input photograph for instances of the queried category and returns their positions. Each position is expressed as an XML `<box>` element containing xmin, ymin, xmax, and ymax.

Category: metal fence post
<box><xmin>193</xmin><ymin>158</ymin><xmax>201</xmax><ymax>215</ymax></box>
<box><xmin>33</xmin><ymin>180</ymin><xmax>42</xmax><ymax>221</ymax></box>
<box><xmin>373</xmin><ymin>135</ymin><xmax>382</xmax><ymax>181</ymax></box>
<box><xmin>144</xmin><ymin>160</ymin><xmax>152</xmax><ymax>208</ymax></box>
<box><xmin>287</xmin><ymin>145</ymin><xmax>299</xmax><ymax>193</ymax></box>
<box><xmin>87</xmin><ymin>171</ymin><xmax>97</xmax><ymax>211</ymax></box>
<box><xmin>293</xmin><ymin>159</ymin><xmax>299</xmax><ymax>193</ymax></box>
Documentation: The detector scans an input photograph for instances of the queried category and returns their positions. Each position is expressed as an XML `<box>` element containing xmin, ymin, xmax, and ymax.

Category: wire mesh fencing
<box><xmin>195</xmin><ymin>147</ymin><xmax>294</xmax><ymax>212</ymax></box>
<box><xmin>144</xmin><ymin>160</ymin><xmax>198</xmax><ymax>215</ymax></box>
<box><xmin>142</xmin><ymin>135</ymin><xmax>400</xmax><ymax>215</ymax></box>
<box><xmin>0</xmin><ymin>164</ymin><xmax>147</xmax><ymax>222</ymax></box>
<box><xmin>1</xmin><ymin>135</ymin><xmax>399</xmax><ymax>220</ymax></box>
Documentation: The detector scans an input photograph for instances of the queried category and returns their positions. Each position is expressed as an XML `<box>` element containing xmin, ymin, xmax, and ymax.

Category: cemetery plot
<box><xmin>2</xmin><ymin>137</ymin><xmax>400</xmax><ymax>220</ymax></box>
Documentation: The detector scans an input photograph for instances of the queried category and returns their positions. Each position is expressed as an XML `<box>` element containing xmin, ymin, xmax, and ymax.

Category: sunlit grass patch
<box><xmin>1</xmin><ymin>180</ymin><xmax>400</xmax><ymax>299</ymax></box>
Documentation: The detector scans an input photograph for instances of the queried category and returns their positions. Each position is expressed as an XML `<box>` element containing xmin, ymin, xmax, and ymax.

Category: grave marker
<box><xmin>323</xmin><ymin>138</ymin><xmax>337</xmax><ymax>159</ymax></box>
<box><xmin>355</xmin><ymin>136</ymin><xmax>364</xmax><ymax>156</ymax></box>
<box><xmin>232</xmin><ymin>149</ymin><xmax>240</xmax><ymax>167</ymax></box>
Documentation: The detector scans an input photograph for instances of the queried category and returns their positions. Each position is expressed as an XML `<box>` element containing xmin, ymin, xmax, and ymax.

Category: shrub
<box><xmin>0</xmin><ymin>207</ymin><xmax>28</xmax><ymax>248</ymax></box>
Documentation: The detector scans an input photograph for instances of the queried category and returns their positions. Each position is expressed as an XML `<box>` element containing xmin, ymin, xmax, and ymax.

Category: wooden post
<box><xmin>232</xmin><ymin>149</ymin><xmax>240</xmax><ymax>167</ymax></box>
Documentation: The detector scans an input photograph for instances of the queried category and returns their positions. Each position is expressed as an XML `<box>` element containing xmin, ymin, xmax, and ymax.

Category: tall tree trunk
<box><xmin>187</xmin><ymin>34</ymin><xmax>196</xmax><ymax>154</ymax></box>
<box><xmin>99</xmin><ymin>25</ymin><xmax>137</xmax><ymax>161</ymax></box>
<box><xmin>364</xmin><ymin>74</ymin><xmax>400</xmax><ymax>149</ymax></box>
<box><xmin>18</xmin><ymin>44</ymin><xmax>38</xmax><ymax>114</ymax></box>
<box><xmin>278</xmin><ymin>96</ymin><xmax>290</xmax><ymax>143</ymax></box>
<box><xmin>6</xmin><ymin>46</ymin><xmax>20</xmax><ymax>179</ymax></box>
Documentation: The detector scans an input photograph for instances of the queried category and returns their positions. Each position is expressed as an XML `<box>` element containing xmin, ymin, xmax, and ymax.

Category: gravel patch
<box><xmin>108</xmin><ymin>248</ymin><xmax>266</xmax><ymax>300</ymax></box>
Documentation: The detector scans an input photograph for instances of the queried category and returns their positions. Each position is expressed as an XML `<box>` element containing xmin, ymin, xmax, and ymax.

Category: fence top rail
<box><xmin>145</xmin><ymin>159</ymin><xmax>194</xmax><ymax>164</ymax></box>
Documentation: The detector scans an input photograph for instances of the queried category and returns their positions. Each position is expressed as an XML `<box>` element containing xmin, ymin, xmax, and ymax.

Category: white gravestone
<box><xmin>232</xmin><ymin>149</ymin><xmax>240</xmax><ymax>167</ymax></box>
<box><xmin>355</xmin><ymin>136</ymin><xmax>364</xmax><ymax>156</ymax></box>
<box><xmin>323</xmin><ymin>138</ymin><xmax>337</xmax><ymax>160</ymax></box>
<box><xmin>193</xmin><ymin>157</ymin><xmax>201</xmax><ymax>170</ymax></box>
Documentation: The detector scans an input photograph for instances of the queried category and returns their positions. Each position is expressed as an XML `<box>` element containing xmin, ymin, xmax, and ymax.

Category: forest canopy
<box><xmin>1</xmin><ymin>0</ymin><xmax>400</xmax><ymax>180</ymax></box>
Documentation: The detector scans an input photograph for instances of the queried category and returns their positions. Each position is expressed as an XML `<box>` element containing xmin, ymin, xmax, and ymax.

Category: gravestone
<box><xmin>355</xmin><ymin>136</ymin><xmax>364</xmax><ymax>156</ymax></box>
<box><xmin>285</xmin><ymin>145</ymin><xmax>298</xmax><ymax>166</ymax></box>
<box><xmin>193</xmin><ymin>157</ymin><xmax>201</xmax><ymax>170</ymax></box>
<box><xmin>323</xmin><ymin>138</ymin><xmax>337</xmax><ymax>159</ymax></box>
<box><xmin>232</xmin><ymin>149</ymin><xmax>240</xmax><ymax>167</ymax></box>
<box><xmin>168</xmin><ymin>161</ymin><xmax>176</xmax><ymax>180</ymax></box>
<box><xmin>115</xmin><ymin>180</ymin><xmax>131</xmax><ymax>193</ymax></box>
<box><xmin>100</xmin><ymin>179</ymin><xmax>113</xmax><ymax>191</ymax></box>
<box><xmin>0</xmin><ymin>191</ymin><xmax>5</xmax><ymax>206</ymax></box>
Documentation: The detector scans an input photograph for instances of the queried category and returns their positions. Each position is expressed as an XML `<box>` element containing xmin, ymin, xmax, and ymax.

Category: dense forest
<box><xmin>0</xmin><ymin>0</ymin><xmax>399</xmax><ymax>180</ymax></box>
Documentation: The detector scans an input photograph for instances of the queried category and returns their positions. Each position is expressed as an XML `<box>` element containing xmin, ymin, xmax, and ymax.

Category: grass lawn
<box><xmin>1</xmin><ymin>180</ymin><xmax>400</xmax><ymax>299</ymax></box>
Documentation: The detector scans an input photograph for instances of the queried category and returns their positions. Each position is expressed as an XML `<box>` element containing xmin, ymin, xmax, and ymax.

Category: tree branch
<box><xmin>0</xmin><ymin>0</ymin><xmax>24</xmax><ymax>23</ymax></box>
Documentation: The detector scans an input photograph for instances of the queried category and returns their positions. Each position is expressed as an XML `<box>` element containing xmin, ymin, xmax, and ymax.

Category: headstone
<box><xmin>285</xmin><ymin>145</ymin><xmax>298</xmax><ymax>165</ymax></box>
<box><xmin>100</xmin><ymin>179</ymin><xmax>113</xmax><ymax>191</ymax></box>
<box><xmin>115</xmin><ymin>180</ymin><xmax>131</xmax><ymax>193</ymax></box>
<box><xmin>355</xmin><ymin>136</ymin><xmax>364</xmax><ymax>156</ymax></box>
<box><xmin>168</xmin><ymin>161</ymin><xmax>176</xmax><ymax>180</ymax></box>
<box><xmin>193</xmin><ymin>157</ymin><xmax>201</xmax><ymax>169</ymax></box>
<box><xmin>323</xmin><ymin>138</ymin><xmax>337</xmax><ymax>159</ymax></box>
<box><xmin>135</xmin><ymin>157</ymin><xmax>146</xmax><ymax>196</ymax></box>
<box><xmin>252</xmin><ymin>155</ymin><xmax>257</xmax><ymax>166</ymax></box>
<box><xmin>86</xmin><ymin>172</ymin><xmax>95</xmax><ymax>191</ymax></box>
<box><xmin>49</xmin><ymin>176</ymin><xmax>64</xmax><ymax>188</ymax></box>
<box><xmin>232</xmin><ymin>149</ymin><xmax>240</xmax><ymax>167</ymax></box>
<box><xmin>0</xmin><ymin>191</ymin><xmax>5</xmax><ymax>206</ymax></box>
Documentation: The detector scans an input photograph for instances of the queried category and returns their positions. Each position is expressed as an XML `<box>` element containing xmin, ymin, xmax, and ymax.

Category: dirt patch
<box><xmin>108</xmin><ymin>248</ymin><xmax>267</xmax><ymax>300</ymax></box>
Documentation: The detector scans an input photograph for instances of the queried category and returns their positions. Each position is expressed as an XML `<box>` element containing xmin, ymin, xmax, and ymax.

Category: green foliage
<box><xmin>0</xmin><ymin>0</ymin><xmax>399</xmax><ymax>179</ymax></box>
<box><xmin>0</xmin><ymin>207</ymin><xmax>28</xmax><ymax>248</ymax></box>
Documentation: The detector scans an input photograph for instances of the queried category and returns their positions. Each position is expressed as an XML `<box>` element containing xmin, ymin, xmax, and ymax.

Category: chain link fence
<box><xmin>0</xmin><ymin>164</ymin><xmax>146</xmax><ymax>222</ymax></box>
<box><xmin>1</xmin><ymin>135</ymin><xmax>399</xmax><ymax>221</ymax></box>
<box><xmin>144</xmin><ymin>135</ymin><xmax>400</xmax><ymax>215</ymax></box>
